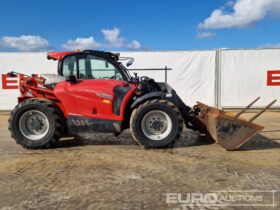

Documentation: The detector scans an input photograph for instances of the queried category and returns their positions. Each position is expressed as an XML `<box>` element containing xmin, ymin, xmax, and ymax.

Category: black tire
<box><xmin>8</xmin><ymin>99</ymin><xmax>64</xmax><ymax>149</ymax></box>
<box><xmin>130</xmin><ymin>99</ymin><xmax>183</xmax><ymax>148</ymax></box>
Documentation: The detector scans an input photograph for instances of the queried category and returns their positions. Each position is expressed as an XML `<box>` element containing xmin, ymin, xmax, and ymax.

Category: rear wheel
<box><xmin>130</xmin><ymin>99</ymin><xmax>183</xmax><ymax>148</ymax></box>
<box><xmin>9</xmin><ymin>99</ymin><xmax>64</xmax><ymax>149</ymax></box>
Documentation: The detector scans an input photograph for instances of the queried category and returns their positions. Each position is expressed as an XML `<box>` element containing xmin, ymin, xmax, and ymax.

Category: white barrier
<box><xmin>0</xmin><ymin>49</ymin><xmax>279</xmax><ymax>110</ymax></box>
<box><xmin>122</xmin><ymin>51</ymin><xmax>216</xmax><ymax>107</ymax></box>
<box><xmin>219</xmin><ymin>49</ymin><xmax>280</xmax><ymax>107</ymax></box>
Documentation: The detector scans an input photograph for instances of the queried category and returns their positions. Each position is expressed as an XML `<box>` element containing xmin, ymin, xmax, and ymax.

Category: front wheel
<box><xmin>130</xmin><ymin>99</ymin><xmax>183</xmax><ymax>148</ymax></box>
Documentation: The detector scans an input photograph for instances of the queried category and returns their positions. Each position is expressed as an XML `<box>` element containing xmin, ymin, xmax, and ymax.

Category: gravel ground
<box><xmin>0</xmin><ymin>112</ymin><xmax>279</xmax><ymax>210</ymax></box>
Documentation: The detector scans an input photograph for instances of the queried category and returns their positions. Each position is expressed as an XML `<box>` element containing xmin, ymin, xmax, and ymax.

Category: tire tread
<box><xmin>8</xmin><ymin>98</ymin><xmax>64</xmax><ymax>149</ymax></box>
<box><xmin>130</xmin><ymin>99</ymin><xmax>183</xmax><ymax>148</ymax></box>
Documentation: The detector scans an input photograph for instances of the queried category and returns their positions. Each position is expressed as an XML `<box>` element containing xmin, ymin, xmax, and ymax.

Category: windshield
<box><xmin>62</xmin><ymin>54</ymin><xmax>128</xmax><ymax>80</ymax></box>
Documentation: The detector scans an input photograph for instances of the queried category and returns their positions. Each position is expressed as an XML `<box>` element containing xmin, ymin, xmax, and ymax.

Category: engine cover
<box><xmin>41</xmin><ymin>74</ymin><xmax>65</xmax><ymax>89</ymax></box>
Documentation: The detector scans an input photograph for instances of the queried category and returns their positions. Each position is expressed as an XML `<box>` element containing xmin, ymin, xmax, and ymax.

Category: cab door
<box><xmin>54</xmin><ymin>54</ymin><xmax>135</xmax><ymax>121</ymax></box>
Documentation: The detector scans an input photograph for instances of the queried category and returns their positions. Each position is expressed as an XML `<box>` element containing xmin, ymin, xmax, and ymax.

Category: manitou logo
<box><xmin>267</xmin><ymin>70</ymin><xmax>280</xmax><ymax>86</ymax></box>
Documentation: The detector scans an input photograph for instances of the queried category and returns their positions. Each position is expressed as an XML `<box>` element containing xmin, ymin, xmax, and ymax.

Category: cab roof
<box><xmin>47</xmin><ymin>51</ymin><xmax>76</xmax><ymax>61</ymax></box>
<box><xmin>47</xmin><ymin>50</ymin><xmax>120</xmax><ymax>61</ymax></box>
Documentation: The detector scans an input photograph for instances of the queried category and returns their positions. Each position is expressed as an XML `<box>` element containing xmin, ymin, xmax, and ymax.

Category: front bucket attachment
<box><xmin>194</xmin><ymin>98</ymin><xmax>277</xmax><ymax>150</ymax></box>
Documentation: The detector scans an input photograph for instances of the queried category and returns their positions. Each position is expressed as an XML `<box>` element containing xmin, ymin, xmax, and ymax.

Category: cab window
<box><xmin>62</xmin><ymin>54</ymin><xmax>124</xmax><ymax>80</ymax></box>
<box><xmin>62</xmin><ymin>56</ymin><xmax>77</xmax><ymax>77</ymax></box>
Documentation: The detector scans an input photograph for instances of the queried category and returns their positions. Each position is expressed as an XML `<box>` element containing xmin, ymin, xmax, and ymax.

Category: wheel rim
<box><xmin>141</xmin><ymin>110</ymin><xmax>172</xmax><ymax>141</ymax></box>
<box><xmin>18</xmin><ymin>110</ymin><xmax>50</xmax><ymax>141</ymax></box>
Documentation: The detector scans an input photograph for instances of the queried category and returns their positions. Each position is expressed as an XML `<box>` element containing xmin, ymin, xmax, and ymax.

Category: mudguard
<box><xmin>130</xmin><ymin>92</ymin><xmax>166</xmax><ymax>109</ymax></box>
<box><xmin>130</xmin><ymin>88</ymin><xmax>193</xmax><ymax>130</ymax></box>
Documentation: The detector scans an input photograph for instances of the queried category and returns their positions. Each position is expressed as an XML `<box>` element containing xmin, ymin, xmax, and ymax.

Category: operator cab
<box><xmin>48</xmin><ymin>50</ymin><xmax>132</xmax><ymax>81</ymax></box>
<box><xmin>62</xmin><ymin>54</ymin><xmax>124</xmax><ymax>80</ymax></box>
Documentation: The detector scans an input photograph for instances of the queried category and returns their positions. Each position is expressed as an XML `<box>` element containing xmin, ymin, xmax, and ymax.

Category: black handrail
<box><xmin>127</xmin><ymin>66</ymin><xmax>172</xmax><ymax>83</ymax></box>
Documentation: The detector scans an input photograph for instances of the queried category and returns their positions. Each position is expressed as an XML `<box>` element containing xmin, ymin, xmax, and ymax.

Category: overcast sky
<box><xmin>0</xmin><ymin>0</ymin><xmax>279</xmax><ymax>52</ymax></box>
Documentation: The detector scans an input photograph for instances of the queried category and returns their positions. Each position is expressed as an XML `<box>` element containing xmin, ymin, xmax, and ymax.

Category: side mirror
<box><xmin>65</xmin><ymin>75</ymin><xmax>77</xmax><ymax>83</ymax></box>
<box><xmin>126</xmin><ymin>58</ymin><xmax>134</xmax><ymax>67</ymax></box>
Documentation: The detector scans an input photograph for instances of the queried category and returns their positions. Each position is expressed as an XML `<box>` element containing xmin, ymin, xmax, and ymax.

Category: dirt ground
<box><xmin>0</xmin><ymin>112</ymin><xmax>279</xmax><ymax>210</ymax></box>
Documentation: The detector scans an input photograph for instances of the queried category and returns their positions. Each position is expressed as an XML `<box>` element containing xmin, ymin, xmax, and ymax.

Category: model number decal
<box><xmin>95</xmin><ymin>92</ymin><xmax>113</xmax><ymax>99</ymax></box>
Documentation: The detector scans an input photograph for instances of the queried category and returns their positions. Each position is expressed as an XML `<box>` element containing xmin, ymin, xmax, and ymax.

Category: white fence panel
<box><xmin>122</xmin><ymin>51</ymin><xmax>216</xmax><ymax>107</ymax></box>
<box><xmin>220</xmin><ymin>49</ymin><xmax>280</xmax><ymax>107</ymax></box>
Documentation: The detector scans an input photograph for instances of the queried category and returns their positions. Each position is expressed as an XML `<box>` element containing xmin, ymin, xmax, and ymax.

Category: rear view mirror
<box><xmin>126</xmin><ymin>58</ymin><xmax>134</xmax><ymax>67</ymax></box>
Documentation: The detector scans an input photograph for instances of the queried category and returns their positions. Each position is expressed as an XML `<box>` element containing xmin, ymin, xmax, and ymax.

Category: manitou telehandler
<box><xmin>7</xmin><ymin>50</ymin><xmax>276</xmax><ymax>150</ymax></box>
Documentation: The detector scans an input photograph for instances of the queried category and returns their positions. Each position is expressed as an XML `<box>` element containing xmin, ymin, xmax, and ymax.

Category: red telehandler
<box><xmin>7</xmin><ymin>50</ymin><xmax>276</xmax><ymax>150</ymax></box>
